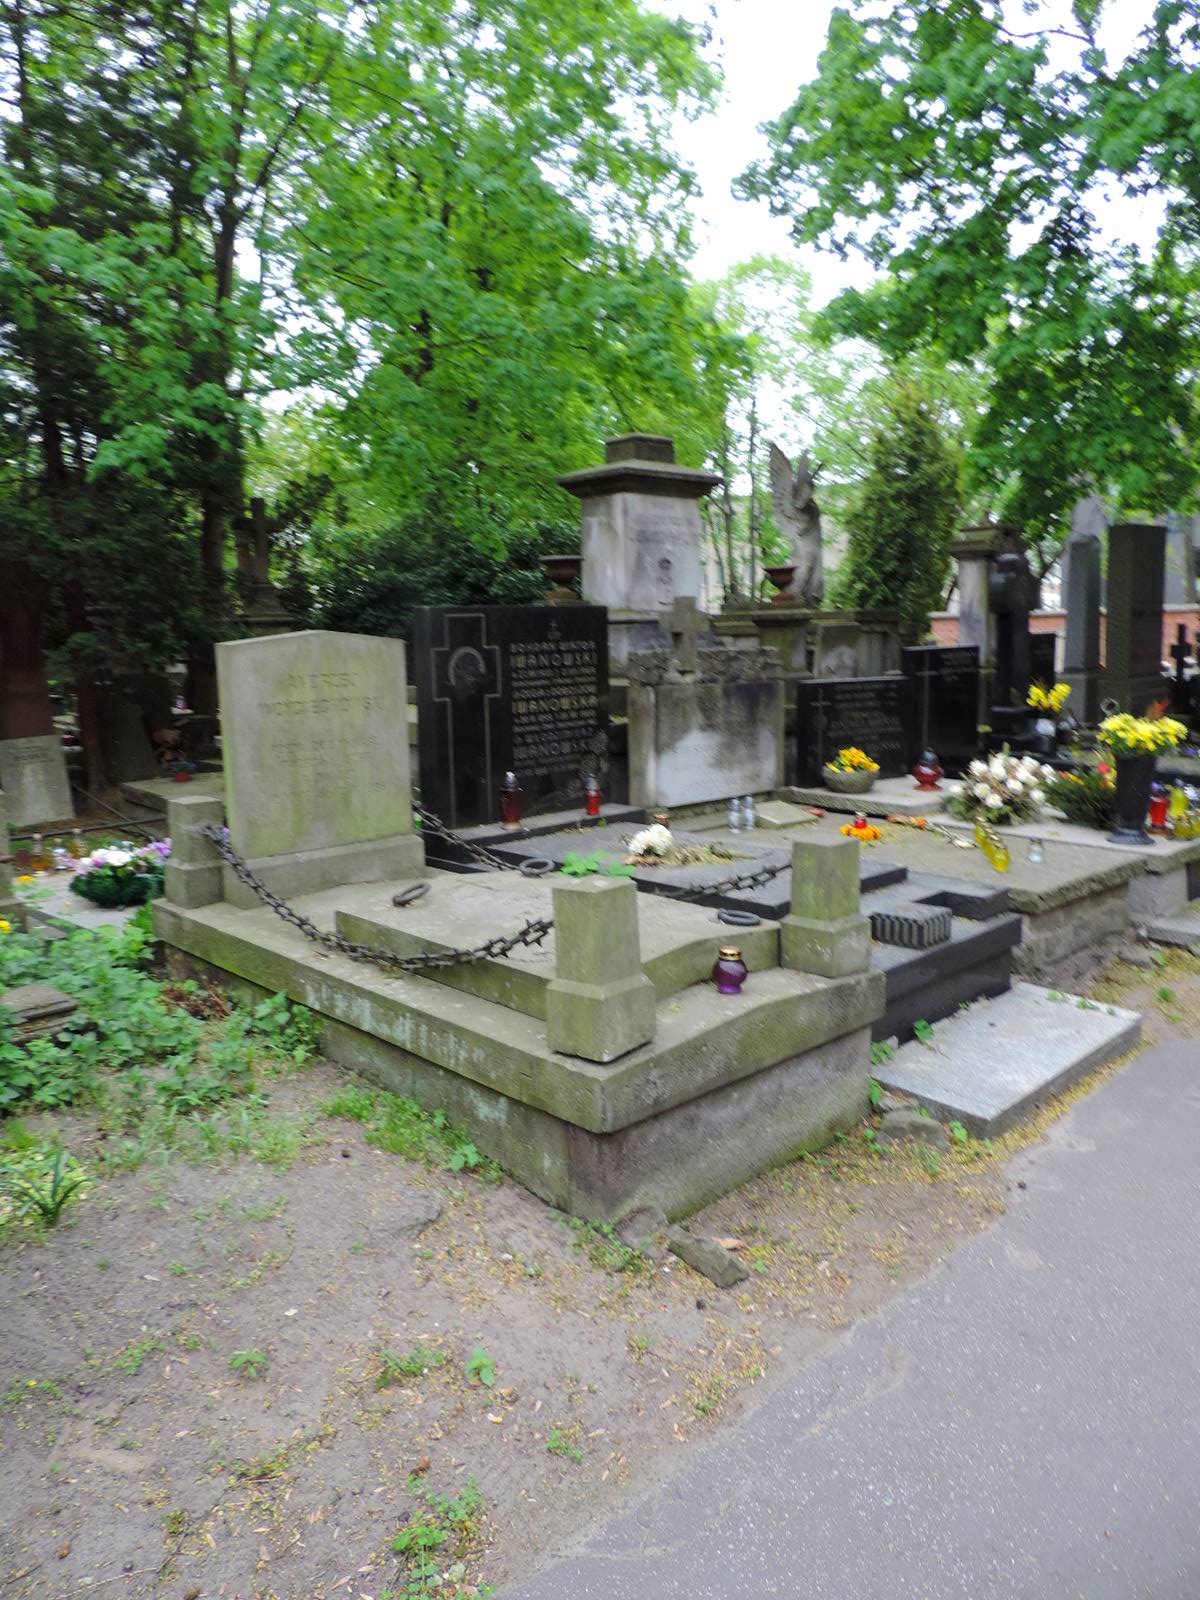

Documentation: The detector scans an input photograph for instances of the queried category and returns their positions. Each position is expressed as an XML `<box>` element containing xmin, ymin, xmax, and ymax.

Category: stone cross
<box><xmin>668</xmin><ymin>596</ymin><xmax>706</xmax><ymax>676</ymax></box>
<box><xmin>1170</xmin><ymin>622</ymin><xmax>1192</xmax><ymax>714</ymax></box>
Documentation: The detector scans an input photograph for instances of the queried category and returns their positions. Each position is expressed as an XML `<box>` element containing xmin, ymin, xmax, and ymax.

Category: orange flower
<box><xmin>840</xmin><ymin>819</ymin><xmax>881</xmax><ymax>843</ymax></box>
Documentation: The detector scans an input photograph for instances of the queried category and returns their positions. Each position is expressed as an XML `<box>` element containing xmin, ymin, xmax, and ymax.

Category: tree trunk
<box><xmin>0</xmin><ymin>566</ymin><xmax>55</xmax><ymax>741</ymax></box>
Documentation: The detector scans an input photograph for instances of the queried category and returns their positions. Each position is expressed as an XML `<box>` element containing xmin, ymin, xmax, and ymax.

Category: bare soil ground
<box><xmin>2</xmin><ymin>946</ymin><xmax>1196</xmax><ymax>1600</ymax></box>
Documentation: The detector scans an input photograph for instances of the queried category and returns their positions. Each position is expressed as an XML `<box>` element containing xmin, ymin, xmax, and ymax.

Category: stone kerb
<box><xmin>781</xmin><ymin>835</ymin><xmax>871</xmax><ymax>978</ymax></box>
<box><xmin>545</xmin><ymin>876</ymin><xmax>657</xmax><ymax>1062</ymax></box>
<box><xmin>162</xmin><ymin>794</ymin><xmax>226</xmax><ymax>910</ymax></box>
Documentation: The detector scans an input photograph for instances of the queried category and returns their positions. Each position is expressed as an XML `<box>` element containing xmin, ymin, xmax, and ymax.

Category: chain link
<box><xmin>412</xmin><ymin>802</ymin><xmax>516</xmax><ymax>872</ymax></box>
<box><xmin>199</xmin><ymin>823</ymin><xmax>552</xmax><ymax>973</ymax></box>
<box><xmin>652</xmin><ymin>858</ymin><xmax>788</xmax><ymax>903</ymax></box>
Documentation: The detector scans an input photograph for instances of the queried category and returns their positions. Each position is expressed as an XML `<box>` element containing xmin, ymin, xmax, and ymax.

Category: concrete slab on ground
<box><xmin>21</xmin><ymin>876</ymin><xmax>142</xmax><ymax>933</ymax></box>
<box><xmin>121</xmin><ymin>772</ymin><xmax>224</xmax><ymax>813</ymax></box>
<box><xmin>782</xmin><ymin>775</ymin><xmax>954</xmax><ymax>818</ymax></box>
<box><xmin>877</xmin><ymin>981</ymin><xmax>1141</xmax><ymax>1135</ymax></box>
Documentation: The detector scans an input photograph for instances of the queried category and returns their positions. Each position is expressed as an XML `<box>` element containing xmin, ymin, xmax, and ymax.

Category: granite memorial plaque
<box><xmin>1029</xmin><ymin>633</ymin><xmax>1057</xmax><ymax>689</ymax></box>
<box><xmin>903</xmin><ymin>646</ymin><xmax>980</xmax><ymax>774</ymax></box>
<box><xmin>1104</xmin><ymin>523</ymin><xmax>1168</xmax><ymax>713</ymax></box>
<box><xmin>413</xmin><ymin>604</ymin><xmax>609</xmax><ymax>829</ymax></box>
<box><xmin>795</xmin><ymin>676</ymin><xmax>913</xmax><ymax>786</ymax></box>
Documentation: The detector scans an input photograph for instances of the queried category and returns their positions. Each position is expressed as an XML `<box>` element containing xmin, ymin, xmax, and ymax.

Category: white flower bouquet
<box><xmin>944</xmin><ymin>752</ymin><xmax>1055</xmax><ymax>826</ymax></box>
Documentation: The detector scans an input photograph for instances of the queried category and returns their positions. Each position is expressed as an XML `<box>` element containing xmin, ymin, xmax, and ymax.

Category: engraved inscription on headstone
<box><xmin>903</xmin><ymin>646</ymin><xmax>980</xmax><ymax>775</ymax></box>
<box><xmin>0</xmin><ymin>734</ymin><xmax>73</xmax><ymax>828</ymax></box>
<box><xmin>217</xmin><ymin>629</ymin><xmax>413</xmax><ymax>863</ymax></box>
<box><xmin>413</xmin><ymin>605</ymin><xmax>609</xmax><ymax>829</ymax></box>
<box><xmin>795</xmin><ymin>676</ymin><xmax>913</xmax><ymax>786</ymax></box>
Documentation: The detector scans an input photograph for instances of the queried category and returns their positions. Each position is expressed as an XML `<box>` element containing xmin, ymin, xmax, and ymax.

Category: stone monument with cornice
<box><xmin>557</xmin><ymin>434</ymin><xmax>721</xmax><ymax>671</ymax></box>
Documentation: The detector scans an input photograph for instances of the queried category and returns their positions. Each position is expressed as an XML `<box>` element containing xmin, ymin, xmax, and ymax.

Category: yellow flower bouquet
<box><xmin>827</xmin><ymin>747</ymin><xmax>880</xmax><ymax>773</ymax></box>
<box><xmin>822</xmin><ymin>746</ymin><xmax>880</xmax><ymax>796</ymax></box>
<box><xmin>1097</xmin><ymin>713</ymin><xmax>1187</xmax><ymax>758</ymax></box>
<box><xmin>1028</xmin><ymin>682</ymin><xmax>1072</xmax><ymax>715</ymax></box>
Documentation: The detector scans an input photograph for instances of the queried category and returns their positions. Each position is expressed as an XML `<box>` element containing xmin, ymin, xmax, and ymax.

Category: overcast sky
<box><xmin>657</xmin><ymin>0</ymin><xmax>1159</xmax><ymax>299</ymax></box>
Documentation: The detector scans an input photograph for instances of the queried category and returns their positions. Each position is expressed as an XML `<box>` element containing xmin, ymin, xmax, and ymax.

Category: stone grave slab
<box><xmin>795</xmin><ymin>676</ymin><xmax>913</xmax><ymax>786</ymax></box>
<box><xmin>878</xmin><ymin>983</ymin><xmax>1141</xmax><ymax>1135</ymax></box>
<box><xmin>627</xmin><ymin>659</ymin><xmax>784</xmax><ymax>808</ymax></box>
<box><xmin>216</xmin><ymin>629</ymin><xmax>422</xmax><ymax>904</ymax></box>
<box><xmin>781</xmin><ymin>775</ymin><xmax>950</xmax><ymax>819</ymax></box>
<box><xmin>412</xmin><ymin>604</ymin><xmax>609</xmax><ymax>829</ymax></box>
<box><xmin>1104</xmin><ymin>523</ymin><xmax>1168</xmax><ymax>713</ymax></box>
<box><xmin>335</xmin><ymin>871</ymin><xmax>781</xmax><ymax>1018</ymax></box>
<box><xmin>0</xmin><ymin>734</ymin><xmax>73</xmax><ymax>827</ymax></box>
<box><xmin>902</xmin><ymin>645</ymin><xmax>980</xmax><ymax>775</ymax></box>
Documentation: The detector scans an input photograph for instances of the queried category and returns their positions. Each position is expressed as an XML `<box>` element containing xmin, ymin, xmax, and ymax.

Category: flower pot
<box><xmin>764</xmin><ymin>564</ymin><xmax>797</xmax><ymax>604</ymax></box>
<box><xmin>541</xmin><ymin>554</ymin><xmax>582</xmax><ymax>604</ymax></box>
<box><xmin>822</xmin><ymin>765</ymin><xmax>876</xmax><ymax>795</ymax></box>
<box><xmin>1109</xmin><ymin>753</ymin><xmax>1157</xmax><ymax>845</ymax></box>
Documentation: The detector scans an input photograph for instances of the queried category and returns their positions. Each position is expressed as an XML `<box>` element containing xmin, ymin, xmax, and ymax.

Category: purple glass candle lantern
<box><xmin>712</xmin><ymin>946</ymin><xmax>748</xmax><ymax>995</ymax></box>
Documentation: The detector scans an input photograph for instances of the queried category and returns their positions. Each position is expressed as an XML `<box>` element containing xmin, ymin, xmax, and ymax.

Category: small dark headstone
<box><xmin>413</xmin><ymin>604</ymin><xmax>610</xmax><ymax>829</ymax></box>
<box><xmin>902</xmin><ymin>645</ymin><xmax>980</xmax><ymax>775</ymax></box>
<box><xmin>1029</xmin><ymin>634</ymin><xmax>1057</xmax><ymax>689</ymax></box>
<box><xmin>795</xmin><ymin>675</ymin><xmax>913</xmax><ymax>787</ymax></box>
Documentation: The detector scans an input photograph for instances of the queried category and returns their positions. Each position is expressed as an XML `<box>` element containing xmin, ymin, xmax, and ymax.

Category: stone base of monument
<box><xmin>221</xmin><ymin>834</ymin><xmax>426</xmax><ymax>910</ymax></box>
<box><xmin>154</xmin><ymin>876</ymin><xmax>883</xmax><ymax>1223</ymax></box>
<box><xmin>420</xmin><ymin>804</ymin><xmax>645</xmax><ymax>874</ymax></box>
<box><xmin>876</xmin><ymin>983</ymin><xmax>1141</xmax><ymax>1137</ymax></box>
<box><xmin>483</xmin><ymin>826</ymin><xmax>1023</xmax><ymax>1045</ymax></box>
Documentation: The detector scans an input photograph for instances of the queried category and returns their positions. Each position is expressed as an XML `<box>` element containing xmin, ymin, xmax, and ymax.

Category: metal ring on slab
<box><xmin>518</xmin><ymin>858</ymin><xmax>557</xmax><ymax>878</ymax></box>
<box><xmin>392</xmin><ymin>882</ymin><xmax>431</xmax><ymax>907</ymax></box>
<box><xmin>717</xmin><ymin>908</ymin><xmax>762</xmax><ymax>927</ymax></box>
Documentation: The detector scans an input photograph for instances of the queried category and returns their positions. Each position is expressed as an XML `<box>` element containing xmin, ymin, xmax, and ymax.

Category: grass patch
<box><xmin>319</xmin><ymin>1082</ymin><xmax>499</xmax><ymax>1179</ymax></box>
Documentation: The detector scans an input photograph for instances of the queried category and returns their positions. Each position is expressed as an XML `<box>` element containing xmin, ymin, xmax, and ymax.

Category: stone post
<box><xmin>545</xmin><ymin>877</ymin><xmax>656</xmax><ymax>1062</ymax></box>
<box><xmin>1062</xmin><ymin>495</ymin><xmax>1105</xmax><ymax>723</ymax></box>
<box><xmin>163</xmin><ymin>794</ymin><xmax>225</xmax><ymax>909</ymax></box>
<box><xmin>0</xmin><ymin>789</ymin><xmax>25</xmax><ymax>931</ymax></box>
<box><xmin>781</xmin><ymin>835</ymin><xmax>870</xmax><ymax>978</ymax></box>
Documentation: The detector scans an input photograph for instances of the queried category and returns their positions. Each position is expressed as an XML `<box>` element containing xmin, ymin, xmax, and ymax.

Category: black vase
<box><xmin>1109</xmin><ymin>754</ymin><xmax>1156</xmax><ymax>845</ymax></box>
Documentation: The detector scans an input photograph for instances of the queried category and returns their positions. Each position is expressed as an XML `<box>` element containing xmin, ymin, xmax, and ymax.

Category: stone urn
<box><xmin>763</xmin><ymin>564</ymin><xmax>797</xmax><ymax>604</ymax></box>
<box><xmin>541</xmin><ymin>554</ymin><xmax>582</xmax><ymax>604</ymax></box>
<box><xmin>822</xmin><ymin>765</ymin><xmax>876</xmax><ymax>795</ymax></box>
<box><xmin>1109</xmin><ymin>754</ymin><xmax>1156</xmax><ymax>845</ymax></box>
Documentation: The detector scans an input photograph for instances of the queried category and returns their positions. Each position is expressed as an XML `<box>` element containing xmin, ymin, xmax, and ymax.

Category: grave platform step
<box><xmin>877</xmin><ymin>983</ymin><xmax>1141</xmax><ymax>1136</ymax></box>
<box><xmin>1142</xmin><ymin>907</ymin><xmax>1200</xmax><ymax>950</ymax></box>
<box><xmin>334</xmin><ymin>872</ymin><xmax>781</xmax><ymax>1019</ymax></box>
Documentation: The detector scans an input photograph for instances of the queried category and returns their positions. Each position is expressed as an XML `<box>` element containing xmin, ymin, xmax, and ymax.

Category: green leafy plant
<box><xmin>912</xmin><ymin>1019</ymin><xmax>935</xmax><ymax>1047</ymax></box>
<box><xmin>947</xmin><ymin>1120</ymin><xmax>969</xmax><ymax>1145</ymax></box>
<box><xmin>869</xmin><ymin>1040</ymin><xmax>895</xmax><ymax>1067</ymax></box>
<box><xmin>1</xmin><ymin>1147</ymin><xmax>88</xmax><ymax>1227</ymax></box>
<box><xmin>319</xmin><ymin>1082</ymin><xmax>497</xmax><ymax>1179</ymax></box>
<box><xmin>867</xmin><ymin>1075</ymin><xmax>884</xmax><ymax>1106</ymax></box>
<box><xmin>229</xmin><ymin>1348</ymin><xmax>270</xmax><ymax>1379</ymax></box>
<box><xmin>392</xmin><ymin>1478</ymin><xmax>486</xmax><ymax>1600</ymax></box>
<box><xmin>563</xmin><ymin>1214</ymin><xmax>646</xmax><ymax>1274</ymax></box>
<box><xmin>465</xmin><ymin>1346</ymin><xmax>495</xmax><ymax>1388</ymax></box>
<box><xmin>376</xmin><ymin>1344</ymin><xmax>447</xmax><ymax>1389</ymax></box>
<box><xmin>1044</xmin><ymin>768</ymin><xmax>1117</xmax><ymax>831</ymax></box>
<box><xmin>546</xmin><ymin>1424</ymin><xmax>584</xmax><ymax>1463</ymax></box>
<box><xmin>559</xmin><ymin>850</ymin><xmax>635</xmax><ymax>879</ymax></box>
<box><xmin>70</xmin><ymin>843</ymin><xmax>168</xmax><ymax>908</ymax></box>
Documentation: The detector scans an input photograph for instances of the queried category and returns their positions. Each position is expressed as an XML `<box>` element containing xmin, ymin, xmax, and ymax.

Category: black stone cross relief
<box><xmin>1170</xmin><ymin>623</ymin><xmax>1192</xmax><ymax>715</ymax></box>
<box><xmin>430</xmin><ymin>612</ymin><xmax>503</xmax><ymax>827</ymax></box>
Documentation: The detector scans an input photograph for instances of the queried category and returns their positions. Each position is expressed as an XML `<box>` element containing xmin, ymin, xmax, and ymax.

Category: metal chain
<box><xmin>199</xmin><ymin>824</ymin><xmax>551</xmax><ymax>973</ymax></box>
<box><xmin>652</xmin><ymin>858</ymin><xmax>788</xmax><ymax>904</ymax></box>
<box><xmin>412</xmin><ymin>802</ymin><xmax>515</xmax><ymax>871</ymax></box>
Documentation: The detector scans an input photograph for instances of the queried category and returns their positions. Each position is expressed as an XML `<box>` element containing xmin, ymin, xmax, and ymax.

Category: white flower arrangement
<box><xmin>627</xmin><ymin>823</ymin><xmax>672</xmax><ymax>858</ymax></box>
<box><xmin>951</xmin><ymin>752</ymin><xmax>1055</xmax><ymax>825</ymax></box>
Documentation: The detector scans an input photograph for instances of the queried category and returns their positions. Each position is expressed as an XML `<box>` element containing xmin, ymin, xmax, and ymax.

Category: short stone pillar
<box><xmin>163</xmin><ymin>794</ymin><xmax>225</xmax><ymax>909</ymax></box>
<box><xmin>1062</xmin><ymin>495</ymin><xmax>1106</xmax><ymax>723</ymax></box>
<box><xmin>781</xmin><ymin>835</ymin><xmax>870</xmax><ymax>978</ymax></box>
<box><xmin>545</xmin><ymin>877</ymin><xmax>656</xmax><ymax>1062</ymax></box>
<box><xmin>0</xmin><ymin>788</ymin><xmax>25</xmax><ymax>931</ymax></box>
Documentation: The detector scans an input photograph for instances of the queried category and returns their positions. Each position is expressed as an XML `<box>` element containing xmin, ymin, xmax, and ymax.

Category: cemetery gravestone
<box><xmin>795</xmin><ymin>676</ymin><xmax>913</xmax><ymax>786</ymax></box>
<box><xmin>1104</xmin><ymin>523</ymin><xmax>1168</xmax><ymax>713</ymax></box>
<box><xmin>1063</xmin><ymin>496</ymin><xmax>1105</xmax><ymax>722</ymax></box>
<box><xmin>413</xmin><ymin>605</ymin><xmax>609</xmax><ymax>829</ymax></box>
<box><xmin>0</xmin><ymin>735</ymin><xmax>73</xmax><ymax>827</ymax></box>
<box><xmin>216</xmin><ymin>629</ymin><xmax>422</xmax><ymax>905</ymax></box>
<box><xmin>902</xmin><ymin>646</ymin><xmax>980</xmax><ymax>774</ymax></box>
<box><xmin>1029</xmin><ymin>633</ymin><xmax>1057</xmax><ymax>688</ymax></box>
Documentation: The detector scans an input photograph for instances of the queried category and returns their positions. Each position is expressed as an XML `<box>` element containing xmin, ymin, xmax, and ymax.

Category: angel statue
<box><xmin>768</xmin><ymin>442</ymin><xmax>824</xmax><ymax>606</ymax></box>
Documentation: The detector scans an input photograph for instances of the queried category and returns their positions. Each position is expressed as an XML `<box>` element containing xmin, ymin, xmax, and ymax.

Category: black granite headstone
<box><xmin>902</xmin><ymin>646</ymin><xmax>980</xmax><ymax>775</ymax></box>
<box><xmin>795</xmin><ymin>676</ymin><xmax>913</xmax><ymax>786</ymax></box>
<box><xmin>1029</xmin><ymin>634</ymin><xmax>1057</xmax><ymax>689</ymax></box>
<box><xmin>413</xmin><ymin>604</ymin><xmax>609</xmax><ymax>828</ymax></box>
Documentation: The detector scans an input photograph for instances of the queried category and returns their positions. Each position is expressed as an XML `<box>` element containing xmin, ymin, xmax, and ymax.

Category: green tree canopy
<box><xmin>741</xmin><ymin>0</ymin><xmax>1200</xmax><ymax>549</ymax></box>
<box><xmin>830</xmin><ymin>379</ymin><xmax>963</xmax><ymax>641</ymax></box>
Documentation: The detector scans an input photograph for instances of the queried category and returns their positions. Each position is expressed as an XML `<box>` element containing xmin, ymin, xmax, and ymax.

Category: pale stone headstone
<box><xmin>557</xmin><ymin>434</ymin><xmax>721</xmax><ymax>669</ymax></box>
<box><xmin>0</xmin><ymin>787</ymin><xmax>25</xmax><ymax>930</ymax></box>
<box><xmin>1163</xmin><ymin>511</ymin><xmax>1198</xmax><ymax>605</ymax></box>
<box><xmin>216</xmin><ymin>630</ymin><xmax>422</xmax><ymax>907</ymax></box>
<box><xmin>0</xmin><ymin>735</ymin><xmax>73</xmax><ymax>827</ymax></box>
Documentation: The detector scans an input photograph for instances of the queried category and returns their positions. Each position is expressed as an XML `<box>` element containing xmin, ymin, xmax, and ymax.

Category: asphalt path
<box><xmin>501</xmin><ymin>1041</ymin><xmax>1200</xmax><ymax>1600</ymax></box>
